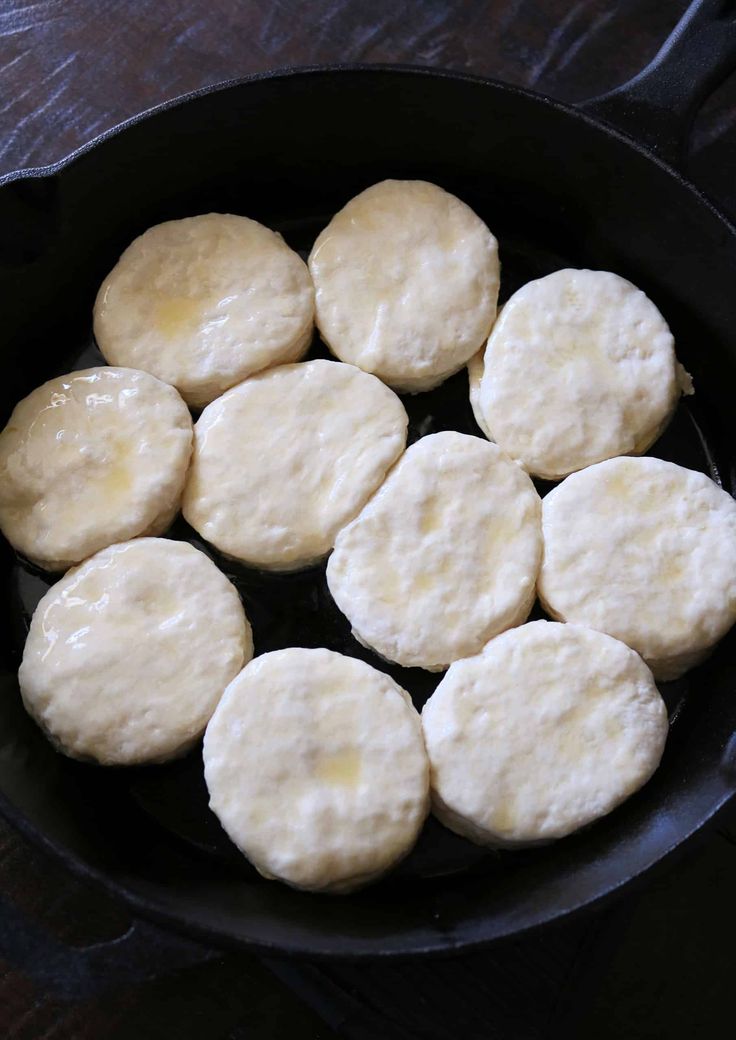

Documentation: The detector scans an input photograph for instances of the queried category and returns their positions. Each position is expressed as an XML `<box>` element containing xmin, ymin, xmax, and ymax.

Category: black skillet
<box><xmin>1</xmin><ymin>0</ymin><xmax>736</xmax><ymax>959</ymax></box>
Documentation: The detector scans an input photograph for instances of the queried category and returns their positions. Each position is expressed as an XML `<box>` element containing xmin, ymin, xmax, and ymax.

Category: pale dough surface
<box><xmin>538</xmin><ymin>456</ymin><xmax>736</xmax><ymax>679</ymax></box>
<box><xmin>309</xmin><ymin>180</ymin><xmax>499</xmax><ymax>392</ymax></box>
<box><xmin>478</xmin><ymin>269</ymin><xmax>680</xmax><ymax>479</ymax></box>
<box><xmin>203</xmin><ymin>647</ymin><xmax>429</xmax><ymax>892</ymax></box>
<box><xmin>467</xmin><ymin>348</ymin><xmax>491</xmax><ymax>438</ymax></box>
<box><xmin>422</xmin><ymin>620</ymin><xmax>667</xmax><ymax>846</ymax></box>
<box><xmin>94</xmin><ymin>213</ymin><xmax>314</xmax><ymax>407</ymax></box>
<box><xmin>327</xmin><ymin>431</ymin><xmax>542</xmax><ymax>670</ymax></box>
<box><xmin>0</xmin><ymin>367</ymin><xmax>192</xmax><ymax>571</ymax></box>
<box><xmin>19</xmin><ymin>538</ymin><xmax>251</xmax><ymax>765</ymax></box>
<box><xmin>183</xmin><ymin>359</ymin><xmax>408</xmax><ymax>570</ymax></box>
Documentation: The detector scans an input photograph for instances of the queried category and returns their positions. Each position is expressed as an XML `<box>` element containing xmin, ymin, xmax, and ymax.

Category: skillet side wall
<box><xmin>0</xmin><ymin>69</ymin><xmax>735</xmax><ymax>956</ymax></box>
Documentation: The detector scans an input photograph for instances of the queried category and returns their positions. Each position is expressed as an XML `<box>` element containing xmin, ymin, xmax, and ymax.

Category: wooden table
<box><xmin>1</xmin><ymin>2</ymin><xmax>735</xmax><ymax>1036</ymax></box>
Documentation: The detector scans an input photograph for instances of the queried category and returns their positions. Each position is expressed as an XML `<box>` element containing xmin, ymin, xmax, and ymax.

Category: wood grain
<box><xmin>0</xmin><ymin>1</ymin><xmax>706</xmax><ymax>166</ymax></box>
<box><xmin>2</xmin><ymin>0</ymin><xmax>734</xmax><ymax>213</ymax></box>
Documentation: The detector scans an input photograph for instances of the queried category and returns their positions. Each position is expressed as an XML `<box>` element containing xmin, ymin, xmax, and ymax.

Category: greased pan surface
<box><xmin>1</xmin><ymin>25</ymin><xmax>736</xmax><ymax>957</ymax></box>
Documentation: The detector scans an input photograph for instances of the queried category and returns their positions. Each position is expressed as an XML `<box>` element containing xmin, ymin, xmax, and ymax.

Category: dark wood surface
<box><xmin>1</xmin><ymin>1</ymin><xmax>736</xmax><ymax>1037</ymax></box>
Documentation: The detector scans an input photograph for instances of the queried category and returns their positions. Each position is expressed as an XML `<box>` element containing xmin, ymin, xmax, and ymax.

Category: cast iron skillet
<box><xmin>1</xmin><ymin>0</ymin><xmax>736</xmax><ymax>959</ymax></box>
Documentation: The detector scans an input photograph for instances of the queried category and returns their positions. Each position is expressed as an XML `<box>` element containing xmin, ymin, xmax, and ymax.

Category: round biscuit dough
<box><xmin>19</xmin><ymin>538</ymin><xmax>251</xmax><ymax>765</ymax></box>
<box><xmin>327</xmin><ymin>431</ymin><xmax>542</xmax><ymax>670</ymax></box>
<box><xmin>0</xmin><ymin>367</ymin><xmax>192</xmax><ymax>571</ymax></box>
<box><xmin>538</xmin><ymin>456</ymin><xmax>736</xmax><ymax>679</ymax></box>
<box><xmin>478</xmin><ymin>269</ymin><xmax>680</xmax><ymax>479</ymax></box>
<box><xmin>422</xmin><ymin>620</ymin><xmax>668</xmax><ymax>846</ymax></box>
<box><xmin>182</xmin><ymin>359</ymin><xmax>408</xmax><ymax>571</ymax></box>
<box><xmin>94</xmin><ymin>213</ymin><xmax>315</xmax><ymax>407</ymax></box>
<box><xmin>203</xmin><ymin>647</ymin><xmax>429</xmax><ymax>892</ymax></box>
<box><xmin>467</xmin><ymin>348</ymin><xmax>492</xmax><ymax>438</ymax></box>
<box><xmin>309</xmin><ymin>180</ymin><xmax>499</xmax><ymax>392</ymax></box>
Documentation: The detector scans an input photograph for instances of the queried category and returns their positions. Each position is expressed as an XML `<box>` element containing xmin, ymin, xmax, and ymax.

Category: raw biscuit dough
<box><xmin>422</xmin><ymin>620</ymin><xmax>668</xmax><ymax>846</ymax></box>
<box><xmin>94</xmin><ymin>213</ymin><xmax>314</xmax><ymax>407</ymax></box>
<box><xmin>19</xmin><ymin>538</ymin><xmax>251</xmax><ymax>765</ymax></box>
<box><xmin>182</xmin><ymin>359</ymin><xmax>408</xmax><ymax>570</ymax></box>
<box><xmin>467</xmin><ymin>348</ymin><xmax>492</xmax><ymax>438</ymax></box>
<box><xmin>538</xmin><ymin>456</ymin><xmax>736</xmax><ymax>679</ymax></box>
<box><xmin>0</xmin><ymin>367</ymin><xmax>192</xmax><ymax>571</ymax></box>
<box><xmin>327</xmin><ymin>431</ymin><xmax>542</xmax><ymax>670</ymax></box>
<box><xmin>309</xmin><ymin>180</ymin><xmax>499</xmax><ymax>392</ymax></box>
<box><xmin>478</xmin><ymin>269</ymin><xmax>682</xmax><ymax>479</ymax></box>
<box><xmin>203</xmin><ymin>647</ymin><xmax>429</xmax><ymax>892</ymax></box>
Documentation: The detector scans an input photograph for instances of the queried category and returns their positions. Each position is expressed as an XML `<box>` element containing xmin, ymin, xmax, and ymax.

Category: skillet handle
<box><xmin>0</xmin><ymin>893</ymin><xmax>214</xmax><ymax>1000</ymax></box>
<box><xmin>579</xmin><ymin>0</ymin><xmax>736</xmax><ymax>167</ymax></box>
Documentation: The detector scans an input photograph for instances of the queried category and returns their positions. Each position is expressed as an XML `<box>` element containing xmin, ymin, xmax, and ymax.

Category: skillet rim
<box><xmin>1</xmin><ymin>62</ymin><xmax>735</xmax><ymax>958</ymax></box>
<box><xmin>0</xmin><ymin>768</ymin><xmax>733</xmax><ymax>959</ymax></box>
<box><xmin>1</xmin><ymin>61</ymin><xmax>735</xmax><ymax>240</ymax></box>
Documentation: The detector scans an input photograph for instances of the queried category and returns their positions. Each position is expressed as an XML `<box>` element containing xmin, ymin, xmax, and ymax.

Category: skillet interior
<box><xmin>1</xmin><ymin>68</ymin><xmax>735</xmax><ymax>956</ymax></box>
